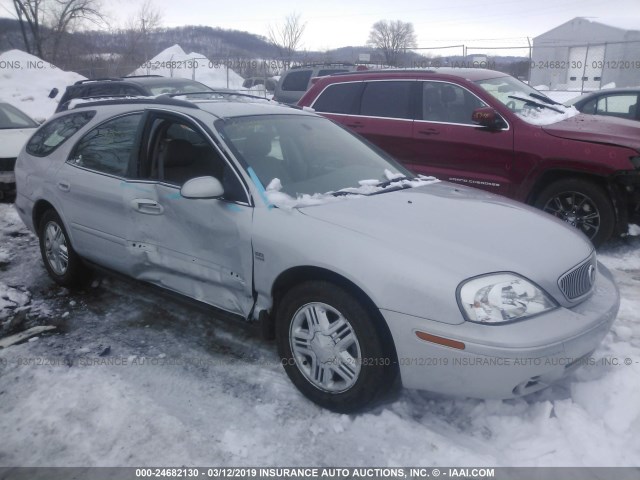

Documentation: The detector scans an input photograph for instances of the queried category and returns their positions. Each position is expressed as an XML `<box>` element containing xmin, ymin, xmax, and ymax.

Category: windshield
<box><xmin>217</xmin><ymin>114</ymin><xmax>423</xmax><ymax>203</ymax></box>
<box><xmin>0</xmin><ymin>103</ymin><xmax>38</xmax><ymax>129</ymax></box>
<box><xmin>475</xmin><ymin>76</ymin><xmax>579</xmax><ymax>125</ymax></box>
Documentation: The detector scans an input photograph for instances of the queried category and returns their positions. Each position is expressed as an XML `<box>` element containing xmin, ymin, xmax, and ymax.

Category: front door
<box><xmin>124</xmin><ymin>111</ymin><xmax>255</xmax><ymax>316</ymax></box>
<box><xmin>409</xmin><ymin>81</ymin><xmax>515</xmax><ymax>197</ymax></box>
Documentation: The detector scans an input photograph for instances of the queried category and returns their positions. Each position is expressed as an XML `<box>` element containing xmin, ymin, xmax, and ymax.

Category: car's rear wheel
<box><xmin>38</xmin><ymin>210</ymin><xmax>90</xmax><ymax>287</ymax></box>
<box><xmin>534</xmin><ymin>179</ymin><xmax>615</xmax><ymax>248</ymax></box>
<box><xmin>276</xmin><ymin>281</ymin><xmax>396</xmax><ymax>413</ymax></box>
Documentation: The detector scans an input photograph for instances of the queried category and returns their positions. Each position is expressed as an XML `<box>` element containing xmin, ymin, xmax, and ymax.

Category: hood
<box><xmin>298</xmin><ymin>182</ymin><xmax>594</xmax><ymax>309</ymax></box>
<box><xmin>0</xmin><ymin>128</ymin><xmax>37</xmax><ymax>158</ymax></box>
<box><xmin>542</xmin><ymin>114</ymin><xmax>640</xmax><ymax>152</ymax></box>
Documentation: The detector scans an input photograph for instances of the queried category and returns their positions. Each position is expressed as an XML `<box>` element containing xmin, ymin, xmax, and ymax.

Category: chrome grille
<box><xmin>558</xmin><ymin>254</ymin><xmax>597</xmax><ymax>301</ymax></box>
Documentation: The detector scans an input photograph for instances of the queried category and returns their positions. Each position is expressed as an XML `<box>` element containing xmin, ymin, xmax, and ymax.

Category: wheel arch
<box><xmin>270</xmin><ymin>265</ymin><xmax>398</xmax><ymax>361</ymax></box>
<box><xmin>526</xmin><ymin>169</ymin><xmax>626</xmax><ymax>233</ymax></box>
<box><xmin>32</xmin><ymin>199</ymin><xmax>58</xmax><ymax>232</ymax></box>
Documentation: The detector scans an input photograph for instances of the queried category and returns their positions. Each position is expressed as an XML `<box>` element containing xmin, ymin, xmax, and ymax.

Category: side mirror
<box><xmin>49</xmin><ymin>88</ymin><xmax>59</xmax><ymax>99</ymax></box>
<box><xmin>472</xmin><ymin>107</ymin><xmax>505</xmax><ymax>129</ymax></box>
<box><xmin>181</xmin><ymin>176</ymin><xmax>224</xmax><ymax>199</ymax></box>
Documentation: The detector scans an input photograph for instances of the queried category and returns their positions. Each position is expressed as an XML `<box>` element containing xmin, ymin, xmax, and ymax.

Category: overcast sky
<box><xmin>2</xmin><ymin>0</ymin><xmax>640</xmax><ymax>55</ymax></box>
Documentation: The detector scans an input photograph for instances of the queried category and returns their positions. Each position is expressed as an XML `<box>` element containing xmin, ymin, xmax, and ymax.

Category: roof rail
<box><xmin>122</xmin><ymin>75</ymin><xmax>164</xmax><ymax>78</ymax></box>
<box><xmin>72</xmin><ymin>96</ymin><xmax>200</xmax><ymax>110</ymax></box>
<box><xmin>164</xmin><ymin>91</ymin><xmax>274</xmax><ymax>102</ymax></box>
<box><xmin>73</xmin><ymin>77</ymin><xmax>123</xmax><ymax>85</ymax></box>
<box><xmin>329</xmin><ymin>68</ymin><xmax>437</xmax><ymax>76</ymax></box>
<box><xmin>290</xmin><ymin>62</ymin><xmax>357</xmax><ymax>69</ymax></box>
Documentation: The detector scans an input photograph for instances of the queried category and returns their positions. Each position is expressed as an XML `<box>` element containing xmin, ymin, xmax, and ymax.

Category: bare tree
<box><xmin>123</xmin><ymin>0</ymin><xmax>163</xmax><ymax>66</ymax></box>
<box><xmin>367</xmin><ymin>20</ymin><xmax>417</xmax><ymax>66</ymax></box>
<box><xmin>11</xmin><ymin>0</ymin><xmax>106</xmax><ymax>61</ymax></box>
<box><xmin>267</xmin><ymin>12</ymin><xmax>306</xmax><ymax>64</ymax></box>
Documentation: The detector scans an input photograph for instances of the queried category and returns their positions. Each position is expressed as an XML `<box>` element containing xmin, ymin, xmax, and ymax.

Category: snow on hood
<box><xmin>129</xmin><ymin>44</ymin><xmax>244</xmax><ymax>90</ymax></box>
<box><xmin>516</xmin><ymin>104</ymin><xmax>580</xmax><ymax>126</ymax></box>
<box><xmin>264</xmin><ymin>171</ymin><xmax>440</xmax><ymax>210</ymax></box>
<box><xmin>0</xmin><ymin>49</ymin><xmax>86</xmax><ymax>121</ymax></box>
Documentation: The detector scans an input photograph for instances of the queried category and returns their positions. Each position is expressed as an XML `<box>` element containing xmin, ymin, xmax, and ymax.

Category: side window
<box><xmin>26</xmin><ymin>111</ymin><xmax>96</xmax><ymax>157</ymax></box>
<box><xmin>145</xmin><ymin>118</ymin><xmax>246</xmax><ymax>203</ymax></box>
<box><xmin>70</xmin><ymin>113</ymin><xmax>142</xmax><ymax>176</ymax></box>
<box><xmin>360</xmin><ymin>81</ymin><xmax>413</xmax><ymax>119</ymax></box>
<box><xmin>281</xmin><ymin>70</ymin><xmax>312</xmax><ymax>92</ymax></box>
<box><xmin>421</xmin><ymin>82</ymin><xmax>486</xmax><ymax>124</ymax></box>
<box><xmin>312</xmin><ymin>83</ymin><xmax>362</xmax><ymax>114</ymax></box>
<box><xmin>596</xmin><ymin>94</ymin><xmax>637</xmax><ymax>118</ymax></box>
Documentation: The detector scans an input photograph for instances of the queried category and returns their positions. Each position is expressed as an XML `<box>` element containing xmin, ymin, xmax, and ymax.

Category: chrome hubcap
<box><xmin>44</xmin><ymin>222</ymin><xmax>69</xmax><ymax>275</ymax></box>
<box><xmin>543</xmin><ymin>191</ymin><xmax>600</xmax><ymax>239</ymax></box>
<box><xmin>290</xmin><ymin>302</ymin><xmax>361</xmax><ymax>393</ymax></box>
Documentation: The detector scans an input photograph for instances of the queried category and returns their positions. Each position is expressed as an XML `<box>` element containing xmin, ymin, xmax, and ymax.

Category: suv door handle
<box><xmin>418</xmin><ymin>128</ymin><xmax>440</xmax><ymax>136</ymax></box>
<box><xmin>131</xmin><ymin>198</ymin><xmax>164</xmax><ymax>215</ymax></box>
<box><xmin>346</xmin><ymin>121</ymin><xmax>364</xmax><ymax>129</ymax></box>
<box><xmin>57</xmin><ymin>182</ymin><xmax>70</xmax><ymax>192</ymax></box>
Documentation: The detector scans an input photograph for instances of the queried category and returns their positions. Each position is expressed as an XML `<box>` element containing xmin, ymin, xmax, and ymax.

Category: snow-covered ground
<box><xmin>0</xmin><ymin>202</ymin><xmax>639</xmax><ymax>467</ymax></box>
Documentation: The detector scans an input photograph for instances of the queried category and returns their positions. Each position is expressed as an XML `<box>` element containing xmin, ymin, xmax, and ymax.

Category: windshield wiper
<box><xmin>508</xmin><ymin>95</ymin><xmax>564</xmax><ymax>113</ymax></box>
<box><xmin>330</xmin><ymin>190</ymin><xmax>364</xmax><ymax>197</ymax></box>
<box><xmin>375</xmin><ymin>175</ymin><xmax>410</xmax><ymax>189</ymax></box>
<box><xmin>529</xmin><ymin>92</ymin><xmax>563</xmax><ymax>106</ymax></box>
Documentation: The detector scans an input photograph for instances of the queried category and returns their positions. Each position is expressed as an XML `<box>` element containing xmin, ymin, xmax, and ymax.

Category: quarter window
<box><xmin>26</xmin><ymin>111</ymin><xmax>96</xmax><ymax>157</ymax></box>
<box><xmin>70</xmin><ymin>113</ymin><xmax>142</xmax><ymax>176</ymax></box>
<box><xmin>312</xmin><ymin>83</ymin><xmax>362</xmax><ymax>114</ymax></box>
<box><xmin>360</xmin><ymin>81</ymin><xmax>413</xmax><ymax>119</ymax></box>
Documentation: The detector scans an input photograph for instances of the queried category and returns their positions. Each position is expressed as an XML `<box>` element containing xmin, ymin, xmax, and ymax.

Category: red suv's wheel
<box><xmin>534</xmin><ymin>179</ymin><xmax>615</xmax><ymax>247</ymax></box>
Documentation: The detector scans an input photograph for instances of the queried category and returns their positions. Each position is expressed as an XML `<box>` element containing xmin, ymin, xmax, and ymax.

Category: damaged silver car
<box><xmin>14</xmin><ymin>96</ymin><xmax>620</xmax><ymax>412</ymax></box>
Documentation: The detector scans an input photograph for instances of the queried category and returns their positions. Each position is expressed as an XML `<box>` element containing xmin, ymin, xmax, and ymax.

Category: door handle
<box><xmin>346</xmin><ymin>122</ymin><xmax>364</xmax><ymax>129</ymax></box>
<box><xmin>418</xmin><ymin>128</ymin><xmax>440</xmax><ymax>136</ymax></box>
<box><xmin>131</xmin><ymin>198</ymin><xmax>164</xmax><ymax>215</ymax></box>
<box><xmin>57</xmin><ymin>182</ymin><xmax>70</xmax><ymax>192</ymax></box>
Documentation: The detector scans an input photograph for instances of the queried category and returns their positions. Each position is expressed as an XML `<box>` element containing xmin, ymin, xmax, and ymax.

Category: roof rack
<box><xmin>122</xmin><ymin>75</ymin><xmax>164</xmax><ymax>78</ymax></box>
<box><xmin>329</xmin><ymin>68</ymin><xmax>437</xmax><ymax>77</ymax></box>
<box><xmin>290</xmin><ymin>62</ymin><xmax>357</xmax><ymax>69</ymax></box>
<box><xmin>73</xmin><ymin>77</ymin><xmax>123</xmax><ymax>85</ymax></box>
<box><xmin>72</xmin><ymin>96</ymin><xmax>200</xmax><ymax>110</ymax></box>
<box><xmin>163</xmin><ymin>91</ymin><xmax>274</xmax><ymax>102</ymax></box>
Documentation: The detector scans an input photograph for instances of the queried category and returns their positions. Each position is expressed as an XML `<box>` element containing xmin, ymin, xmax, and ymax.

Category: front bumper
<box><xmin>382</xmin><ymin>262</ymin><xmax>620</xmax><ymax>399</ymax></box>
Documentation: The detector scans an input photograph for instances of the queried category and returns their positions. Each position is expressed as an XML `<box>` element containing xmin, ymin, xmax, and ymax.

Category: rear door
<box><xmin>353</xmin><ymin>80</ymin><xmax>417</xmax><ymax>162</ymax></box>
<box><xmin>409</xmin><ymin>81</ymin><xmax>516</xmax><ymax>197</ymax></box>
<box><xmin>57</xmin><ymin>112</ymin><xmax>144</xmax><ymax>274</ymax></box>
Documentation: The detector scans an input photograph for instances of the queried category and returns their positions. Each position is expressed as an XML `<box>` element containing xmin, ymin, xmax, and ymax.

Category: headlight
<box><xmin>458</xmin><ymin>273</ymin><xmax>557</xmax><ymax>324</ymax></box>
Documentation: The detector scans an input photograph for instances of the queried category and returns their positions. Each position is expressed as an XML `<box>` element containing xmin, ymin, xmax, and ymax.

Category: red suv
<box><xmin>298</xmin><ymin>69</ymin><xmax>640</xmax><ymax>246</ymax></box>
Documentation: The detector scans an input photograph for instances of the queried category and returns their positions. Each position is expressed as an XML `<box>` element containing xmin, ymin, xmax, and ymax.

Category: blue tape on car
<box><xmin>247</xmin><ymin>167</ymin><xmax>273</xmax><ymax>209</ymax></box>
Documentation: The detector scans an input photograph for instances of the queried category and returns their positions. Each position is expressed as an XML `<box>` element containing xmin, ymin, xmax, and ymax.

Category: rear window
<box><xmin>0</xmin><ymin>103</ymin><xmax>38</xmax><ymax>129</ymax></box>
<box><xmin>312</xmin><ymin>82</ymin><xmax>362</xmax><ymax>114</ymax></box>
<box><xmin>26</xmin><ymin>111</ymin><xmax>96</xmax><ymax>157</ymax></box>
<box><xmin>360</xmin><ymin>81</ymin><xmax>413</xmax><ymax>119</ymax></box>
<box><xmin>281</xmin><ymin>70</ymin><xmax>313</xmax><ymax>92</ymax></box>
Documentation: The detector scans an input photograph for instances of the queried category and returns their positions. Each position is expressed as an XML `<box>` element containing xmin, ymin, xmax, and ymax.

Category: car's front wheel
<box><xmin>38</xmin><ymin>210</ymin><xmax>90</xmax><ymax>287</ymax></box>
<box><xmin>276</xmin><ymin>281</ymin><xmax>397</xmax><ymax>412</ymax></box>
<box><xmin>534</xmin><ymin>179</ymin><xmax>615</xmax><ymax>248</ymax></box>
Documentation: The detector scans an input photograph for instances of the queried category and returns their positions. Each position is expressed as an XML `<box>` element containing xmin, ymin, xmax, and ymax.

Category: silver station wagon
<box><xmin>14</xmin><ymin>95</ymin><xmax>620</xmax><ymax>412</ymax></box>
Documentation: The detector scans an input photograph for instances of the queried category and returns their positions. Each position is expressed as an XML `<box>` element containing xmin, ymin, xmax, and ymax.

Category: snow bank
<box><xmin>0</xmin><ymin>50</ymin><xmax>86</xmax><ymax>121</ymax></box>
<box><xmin>129</xmin><ymin>44</ymin><xmax>244</xmax><ymax>90</ymax></box>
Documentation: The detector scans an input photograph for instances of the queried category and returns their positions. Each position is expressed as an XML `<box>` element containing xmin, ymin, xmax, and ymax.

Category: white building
<box><xmin>530</xmin><ymin>17</ymin><xmax>640</xmax><ymax>91</ymax></box>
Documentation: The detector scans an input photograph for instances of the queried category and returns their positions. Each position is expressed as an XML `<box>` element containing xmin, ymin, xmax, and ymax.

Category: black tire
<box><xmin>276</xmin><ymin>281</ymin><xmax>397</xmax><ymax>413</ymax></box>
<box><xmin>38</xmin><ymin>210</ymin><xmax>90</xmax><ymax>287</ymax></box>
<box><xmin>534</xmin><ymin>179</ymin><xmax>615</xmax><ymax>248</ymax></box>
